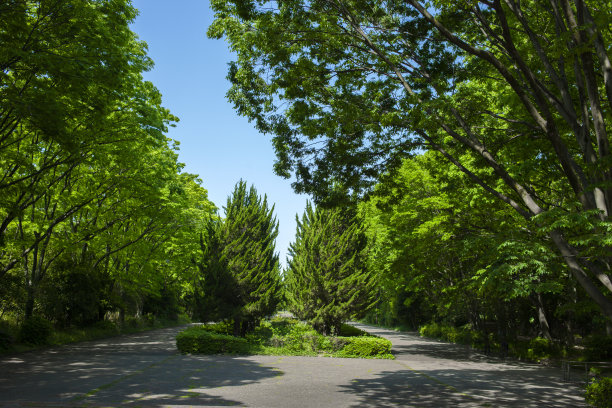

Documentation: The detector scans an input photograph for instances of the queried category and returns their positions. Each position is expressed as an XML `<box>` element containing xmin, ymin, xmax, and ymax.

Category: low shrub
<box><xmin>198</xmin><ymin>321</ymin><xmax>233</xmax><ymax>335</ymax></box>
<box><xmin>511</xmin><ymin>337</ymin><xmax>562</xmax><ymax>362</ymax></box>
<box><xmin>176</xmin><ymin>326</ymin><xmax>248</xmax><ymax>354</ymax></box>
<box><xmin>18</xmin><ymin>316</ymin><xmax>53</xmax><ymax>345</ymax></box>
<box><xmin>585</xmin><ymin>377</ymin><xmax>612</xmax><ymax>408</ymax></box>
<box><xmin>335</xmin><ymin>336</ymin><xmax>392</xmax><ymax>358</ymax></box>
<box><xmin>584</xmin><ymin>335</ymin><xmax>612</xmax><ymax>361</ymax></box>
<box><xmin>419</xmin><ymin>323</ymin><xmax>476</xmax><ymax>346</ymax></box>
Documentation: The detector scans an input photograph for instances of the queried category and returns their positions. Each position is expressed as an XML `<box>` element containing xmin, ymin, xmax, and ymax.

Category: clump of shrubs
<box><xmin>419</xmin><ymin>322</ymin><xmax>476</xmax><ymax>346</ymax></box>
<box><xmin>176</xmin><ymin>318</ymin><xmax>393</xmax><ymax>359</ymax></box>
<box><xmin>176</xmin><ymin>326</ymin><xmax>249</xmax><ymax>354</ymax></box>
<box><xmin>18</xmin><ymin>316</ymin><xmax>53</xmax><ymax>345</ymax></box>
<box><xmin>335</xmin><ymin>337</ymin><xmax>392</xmax><ymax>358</ymax></box>
<box><xmin>585</xmin><ymin>377</ymin><xmax>612</xmax><ymax>408</ymax></box>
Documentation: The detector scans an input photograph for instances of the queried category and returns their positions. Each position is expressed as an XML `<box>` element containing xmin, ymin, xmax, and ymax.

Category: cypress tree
<box><xmin>197</xmin><ymin>181</ymin><xmax>282</xmax><ymax>336</ymax></box>
<box><xmin>286</xmin><ymin>203</ymin><xmax>376</xmax><ymax>335</ymax></box>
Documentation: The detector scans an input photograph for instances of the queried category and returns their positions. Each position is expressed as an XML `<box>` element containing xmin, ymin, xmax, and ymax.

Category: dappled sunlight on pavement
<box><xmin>0</xmin><ymin>323</ymin><xmax>585</xmax><ymax>407</ymax></box>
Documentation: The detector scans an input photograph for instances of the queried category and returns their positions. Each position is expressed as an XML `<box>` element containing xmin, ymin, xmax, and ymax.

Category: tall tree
<box><xmin>286</xmin><ymin>203</ymin><xmax>375</xmax><ymax>335</ymax></box>
<box><xmin>197</xmin><ymin>181</ymin><xmax>282</xmax><ymax>336</ymax></box>
<box><xmin>209</xmin><ymin>0</ymin><xmax>612</xmax><ymax>322</ymax></box>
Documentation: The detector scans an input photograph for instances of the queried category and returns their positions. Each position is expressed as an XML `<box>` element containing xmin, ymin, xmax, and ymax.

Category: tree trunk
<box><xmin>531</xmin><ymin>292</ymin><xmax>552</xmax><ymax>341</ymax></box>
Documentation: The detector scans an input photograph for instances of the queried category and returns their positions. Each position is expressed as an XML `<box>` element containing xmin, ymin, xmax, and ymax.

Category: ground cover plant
<box><xmin>176</xmin><ymin>317</ymin><xmax>393</xmax><ymax>359</ymax></box>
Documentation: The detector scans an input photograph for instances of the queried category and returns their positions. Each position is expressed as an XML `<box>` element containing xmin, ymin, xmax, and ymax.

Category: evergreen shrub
<box><xmin>176</xmin><ymin>326</ymin><xmax>248</xmax><ymax>354</ymax></box>
<box><xmin>18</xmin><ymin>316</ymin><xmax>52</xmax><ymax>345</ymax></box>
<box><xmin>584</xmin><ymin>335</ymin><xmax>612</xmax><ymax>361</ymax></box>
<box><xmin>585</xmin><ymin>377</ymin><xmax>612</xmax><ymax>408</ymax></box>
<box><xmin>336</xmin><ymin>337</ymin><xmax>392</xmax><ymax>358</ymax></box>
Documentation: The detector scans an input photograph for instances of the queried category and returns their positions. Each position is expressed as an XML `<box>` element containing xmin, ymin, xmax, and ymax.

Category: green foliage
<box><xmin>175</xmin><ymin>318</ymin><xmax>393</xmax><ymax>358</ymax></box>
<box><xmin>0</xmin><ymin>0</ymin><xmax>216</xmax><ymax>330</ymax></box>
<box><xmin>18</xmin><ymin>316</ymin><xmax>53</xmax><ymax>346</ymax></box>
<box><xmin>285</xmin><ymin>203</ymin><xmax>376</xmax><ymax>335</ymax></box>
<box><xmin>521</xmin><ymin>337</ymin><xmax>562</xmax><ymax>362</ymax></box>
<box><xmin>419</xmin><ymin>323</ymin><xmax>477</xmax><ymax>346</ymax></box>
<box><xmin>335</xmin><ymin>337</ymin><xmax>393</xmax><ymax>359</ymax></box>
<box><xmin>176</xmin><ymin>325</ymin><xmax>249</xmax><ymax>354</ymax></box>
<box><xmin>585</xmin><ymin>377</ymin><xmax>612</xmax><ymax>408</ymax></box>
<box><xmin>196</xmin><ymin>181</ymin><xmax>282</xmax><ymax>336</ymax></box>
<box><xmin>584</xmin><ymin>336</ymin><xmax>612</xmax><ymax>361</ymax></box>
<box><xmin>209</xmin><ymin>0</ymin><xmax>612</xmax><ymax>323</ymax></box>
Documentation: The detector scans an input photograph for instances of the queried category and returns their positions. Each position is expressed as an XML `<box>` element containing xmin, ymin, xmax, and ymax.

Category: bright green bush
<box><xmin>335</xmin><ymin>337</ymin><xmax>392</xmax><ymax>358</ymax></box>
<box><xmin>584</xmin><ymin>335</ymin><xmax>612</xmax><ymax>361</ymax></box>
<box><xmin>418</xmin><ymin>323</ymin><xmax>476</xmax><ymax>346</ymax></box>
<box><xmin>176</xmin><ymin>326</ymin><xmax>248</xmax><ymax>354</ymax></box>
<box><xmin>18</xmin><ymin>316</ymin><xmax>53</xmax><ymax>345</ymax></box>
<box><xmin>585</xmin><ymin>377</ymin><xmax>612</xmax><ymax>408</ymax></box>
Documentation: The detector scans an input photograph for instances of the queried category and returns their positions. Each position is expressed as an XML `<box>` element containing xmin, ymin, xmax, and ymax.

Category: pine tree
<box><xmin>197</xmin><ymin>181</ymin><xmax>282</xmax><ymax>336</ymax></box>
<box><xmin>286</xmin><ymin>203</ymin><xmax>376</xmax><ymax>335</ymax></box>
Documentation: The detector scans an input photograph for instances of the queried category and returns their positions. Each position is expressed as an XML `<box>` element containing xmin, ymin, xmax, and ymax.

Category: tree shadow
<box><xmin>340</xmin><ymin>366</ymin><xmax>585</xmax><ymax>407</ymax></box>
<box><xmin>0</xmin><ymin>325</ymin><xmax>280</xmax><ymax>407</ymax></box>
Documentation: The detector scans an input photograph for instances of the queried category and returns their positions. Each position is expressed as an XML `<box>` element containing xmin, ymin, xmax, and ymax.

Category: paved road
<box><xmin>0</xmin><ymin>323</ymin><xmax>585</xmax><ymax>407</ymax></box>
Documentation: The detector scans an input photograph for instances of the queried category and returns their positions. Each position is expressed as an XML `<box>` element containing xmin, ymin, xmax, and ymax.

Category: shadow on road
<box><xmin>340</xmin><ymin>366</ymin><xmax>584</xmax><ymax>407</ymax></box>
<box><xmin>0</xmin><ymin>325</ymin><xmax>282</xmax><ymax>407</ymax></box>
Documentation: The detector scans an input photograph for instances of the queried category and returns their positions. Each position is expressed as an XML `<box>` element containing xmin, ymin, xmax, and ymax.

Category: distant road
<box><xmin>0</xmin><ymin>323</ymin><xmax>585</xmax><ymax>407</ymax></box>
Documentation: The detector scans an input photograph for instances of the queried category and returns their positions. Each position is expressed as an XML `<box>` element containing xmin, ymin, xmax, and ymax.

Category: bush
<box><xmin>584</xmin><ymin>335</ymin><xmax>612</xmax><ymax>361</ymax></box>
<box><xmin>19</xmin><ymin>316</ymin><xmax>53</xmax><ymax>345</ymax></box>
<box><xmin>176</xmin><ymin>326</ymin><xmax>248</xmax><ymax>354</ymax></box>
<box><xmin>336</xmin><ymin>336</ymin><xmax>392</xmax><ymax>358</ymax></box>
<box><xmin>585</xmin><ymin>377</ymin><xmax>612</xmax><ymax>408</ymax></box>
<box><xmin>198</xmin><ymin>321</ymin><xmax>233</xmax><ymax>335</ymax></box>
<box><xmin>418</xmin><ymin>323</ymin><xmax>476</xmax><ymax>346</ymax></box>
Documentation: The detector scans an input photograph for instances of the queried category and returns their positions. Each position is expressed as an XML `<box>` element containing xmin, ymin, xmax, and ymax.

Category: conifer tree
<box><xmin>197</xmin><ymin>181</ymin><xmax>282</xmax><ymax>336</ymax></box>
<box><xmin>286</xmin><ymin>203</ymin><xmax>376</xmax><ymax>335</ymax></box>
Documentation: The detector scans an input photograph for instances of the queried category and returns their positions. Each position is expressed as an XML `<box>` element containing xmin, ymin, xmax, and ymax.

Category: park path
<box><xmin>0</xmin><ymin>323</ymin><xmax>585</xmax><ymax>407</ymax></box>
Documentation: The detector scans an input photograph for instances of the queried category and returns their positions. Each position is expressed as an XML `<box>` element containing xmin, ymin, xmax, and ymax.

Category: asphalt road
<box><xmin>0</xmin><ymin>323</ymin><xmax>586</xmax><ymax>407</ymax></box>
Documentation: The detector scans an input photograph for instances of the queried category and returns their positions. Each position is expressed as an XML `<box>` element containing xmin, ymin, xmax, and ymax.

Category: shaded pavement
<box><xmin>0</xmin><ymin>323</ymin><xmax>585</xmax><ymax>407</ymax></box>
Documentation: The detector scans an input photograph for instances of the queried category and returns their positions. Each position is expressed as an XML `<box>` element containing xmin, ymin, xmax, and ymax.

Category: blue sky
<box><xmin>130</xmin><ymin>0</ymin><xmax>307</xmax><ymax>266</ymax></box>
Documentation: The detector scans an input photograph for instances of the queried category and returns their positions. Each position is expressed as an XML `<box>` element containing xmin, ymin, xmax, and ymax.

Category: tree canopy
<box><xmin>209</xmin><ymin>0</ymin><xmax>612</xmax><ymax>322</ymax></box>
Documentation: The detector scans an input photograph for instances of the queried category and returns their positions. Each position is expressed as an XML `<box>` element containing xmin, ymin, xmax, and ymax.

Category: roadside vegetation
<box><xmin>176</xmin><ymin>317</ymin><xmax>393</xmax><ymax>359</ymax></box>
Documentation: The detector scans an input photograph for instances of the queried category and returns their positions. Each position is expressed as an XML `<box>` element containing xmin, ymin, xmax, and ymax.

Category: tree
<box><xmin>197</xmin><ymin>181</ymin><xmax>282</xmax><ymax>336</ymax></box>
<box><xmin>360</xmin><ymin>152</ymin><xmax>576</xmax><ymax>340</ymax></box>
<box><xmin>0</xmin><ymin>0</ymin><xmax>218</xmax><ymax>325</ymax></box>
<box><xmin>209</xmin><ymin>0</ymin><xmax>612</xmax><ymax>323</ymax></box>
<box><xmin>285</xmin><ymin>202</ymin><xmax>375</xmax><ymax>335</ymax></box>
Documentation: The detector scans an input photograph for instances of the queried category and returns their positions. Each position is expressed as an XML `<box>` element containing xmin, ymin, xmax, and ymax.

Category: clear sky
<box><xmin>130</xmin><ymin>0</ymin><xmax>307</xmax><ymax>266</ymax></box>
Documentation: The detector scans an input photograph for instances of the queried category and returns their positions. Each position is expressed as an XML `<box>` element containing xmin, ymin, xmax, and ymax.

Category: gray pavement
<box><xmin>0</xmin><ymin>323</ymin><xmax>586</xmax><ymax>407</ymax></box>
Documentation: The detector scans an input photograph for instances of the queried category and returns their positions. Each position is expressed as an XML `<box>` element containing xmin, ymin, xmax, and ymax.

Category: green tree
<box><xmin>197</xmin><ymin>181</ymin><xmax>282</xmax><ymax>336</ymax></box>
<box><xmin>286</xmin><ymin>203</ymin><xmax>375</xmax><ymax>335</ymax></box>
<box><xmin>209</xmin><ymin>0</ymin><xmax>612</xmax><ymax>322</ymax></box>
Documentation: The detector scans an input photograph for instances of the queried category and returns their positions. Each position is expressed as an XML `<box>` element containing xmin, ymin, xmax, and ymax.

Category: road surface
<box><xmin>0</xmin><ymin>323</ymin><xmax>585</xmax><ymax>407</ymax></box>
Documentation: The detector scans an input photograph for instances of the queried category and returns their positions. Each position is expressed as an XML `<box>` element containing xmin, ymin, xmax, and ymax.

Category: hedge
<box><xmin>335</xmin><ymin>336</ymin><xmax>392</xmax><ymax>358</ymax></box>
<box><xmin>176</xmin><ymin>326</ymin><xmax>248</xmax><ymax>354</ymax></box>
